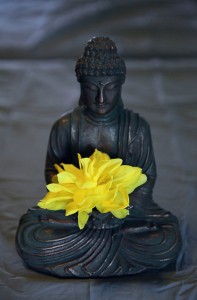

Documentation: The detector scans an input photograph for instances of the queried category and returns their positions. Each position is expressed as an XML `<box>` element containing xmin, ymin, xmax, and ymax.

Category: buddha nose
<box><xmin>98</xmin><ymin>88</ymin><xmax>104</xmax><ymax>104</ymax></box>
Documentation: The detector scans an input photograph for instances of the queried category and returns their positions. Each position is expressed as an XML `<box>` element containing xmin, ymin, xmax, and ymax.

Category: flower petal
<box><xmin>111</xmin><ymin>208</ymin><xmax>129</xmax><ymax>219</ymax></box>
<box><xmin>73</xmin><ymin>189</ymin><xmax>94</xmax><ymax>208</ymax></box>
<box><xmin>57</xmin><ymin>171</ymin><xmax>76</xmax><ymax>184</ymax></box>
<box><xmin>37</xmin><ymin>192</ymin><xmax>72</xmax><ymax>210</ymax></box>
<box><xmin>47</xmin><ymin>183</ymin><xmax>69</xmax><ymax>193</ymax></box>
<box><xmin>78</xmin><ymin>211</ymin><xmax>89</xmax><ymax>230</ymax></box>
<box><xmin>127</xmin><ymin>173</ymin><xmax>147</xmax><ymax>194</ymax></box>
<box><xmin>112</xmin><ymin>165</ymin><xmax>147</xmax><ymax>193</ymax></box>
<box><xmin>54</xmin><ymin>163</ymin><xmax>64</xmax><ymax>173</ymax></box>
<box><xmin>65</xmin><ymin>202</ymin><xmax>79</xmax><ymax>215</ymax></box>
<box><xmin>61</xmin><ymin>163</ymin><xmax>82</xmax><ymax>178</ymax></box>
<box><xmin>95</xmin><ymin>159</ymin><xmax>122</xmax><ymax>183</ymax></box>
<box><xmin>89</xmin><ymin>149</ymin><xmax>110</xmax><ymax>161</ymax></box>
<box><xmin>39</xmin><ymin>200</ymin><xmax>68</xmax><ymax>210</ymax></box>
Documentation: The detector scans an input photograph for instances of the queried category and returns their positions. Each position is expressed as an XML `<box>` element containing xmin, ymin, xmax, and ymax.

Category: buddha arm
<box><xmin>45</xmin><ymin>114</ymin><xmax>71</xmax><ymax>184</ymax></box>
<box><xmin>127</xmin><ymin>115</ymin><xmax>157</xmax><ymax>213</ymax></box>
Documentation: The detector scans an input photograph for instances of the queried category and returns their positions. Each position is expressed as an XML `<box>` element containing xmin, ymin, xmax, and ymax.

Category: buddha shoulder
<box><xmin>125</xmin><ymin>108</ymin><xmax>151</xmax><ymax>137</ymax></box>
<box><xmin>50</xmin><ymin>111</ymin><xmax>73</xmax><ymax>134</ymax></box>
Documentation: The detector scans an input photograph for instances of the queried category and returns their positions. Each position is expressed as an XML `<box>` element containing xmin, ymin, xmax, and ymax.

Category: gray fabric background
<box><xmin>0</xmin><ymin>1</ymin><xmax>197</xmax><ymax>299</ymax></box>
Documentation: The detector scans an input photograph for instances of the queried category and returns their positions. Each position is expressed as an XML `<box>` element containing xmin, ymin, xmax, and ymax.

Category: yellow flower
<box><xmin>37</xmin><ymin>149</ymin><xmax>147</xmax><ymax>229</ymax></box>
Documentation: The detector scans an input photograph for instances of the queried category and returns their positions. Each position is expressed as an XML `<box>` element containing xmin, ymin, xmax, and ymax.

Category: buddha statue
<box><xmin>16</xmin><ymin>37</ymin><xmax>181</xmax><ymax>278</ymax></box>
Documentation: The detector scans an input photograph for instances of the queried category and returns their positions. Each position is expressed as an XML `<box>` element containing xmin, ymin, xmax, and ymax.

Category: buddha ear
<box><xmin>78</xmin><ymin>84</ymin><xmax>85</xmax><ymax>106</ymax></box>
<box><xmin>118</xmin><ymin>98</ymin><xmax>124</xmax><ymax>108</ymax></box>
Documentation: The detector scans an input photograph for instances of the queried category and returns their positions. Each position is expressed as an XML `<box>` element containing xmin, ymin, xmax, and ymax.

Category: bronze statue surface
<box><xmin>16</xmin><ymin>37</ymin><xmax>181</xmax><ymax>278</ymax></box>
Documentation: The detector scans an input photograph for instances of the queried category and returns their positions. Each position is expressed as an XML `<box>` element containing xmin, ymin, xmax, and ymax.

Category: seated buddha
<box><xmin>16</xmin><ymin>37</ymin><xmax>181</xmax><ymax>278</ymax></box>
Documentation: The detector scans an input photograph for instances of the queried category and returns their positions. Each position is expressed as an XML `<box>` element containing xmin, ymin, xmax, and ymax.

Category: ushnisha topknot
<box><xmin>75</xmin><ymin>37</ymin><xmax>126</xmax><ymax>81</ymax></box>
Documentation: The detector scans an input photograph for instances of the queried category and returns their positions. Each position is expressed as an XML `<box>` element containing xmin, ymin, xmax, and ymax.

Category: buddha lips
<box><xmin>37</xmin><ymin>149</ymin><xmax>147</xmax><ymax>229</ymax></box>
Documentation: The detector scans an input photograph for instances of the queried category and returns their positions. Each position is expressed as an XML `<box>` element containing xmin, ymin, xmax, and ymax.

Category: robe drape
<box><xmin>16</xmin><ymin>107</ymin><xmax>181</xmax><ymax>277</ymax></box>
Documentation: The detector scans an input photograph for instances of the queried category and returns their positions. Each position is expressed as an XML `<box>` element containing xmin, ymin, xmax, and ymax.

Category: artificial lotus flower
<box><xmin>37</xmin><ymin>149</ymin><xmax>147</xmax><ymax>229</ymax></box>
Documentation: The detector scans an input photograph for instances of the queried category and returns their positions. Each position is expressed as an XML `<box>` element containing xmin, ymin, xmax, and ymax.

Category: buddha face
<box><xmin>80</xmin><ymin>76</ymin><xmax>124</xmax><ymax>115</ymax></box>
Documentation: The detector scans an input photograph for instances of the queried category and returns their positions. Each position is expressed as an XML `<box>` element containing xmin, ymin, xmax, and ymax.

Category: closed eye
<box><xmin>82</xmin><ymin>83</ymin><xmax>98</xmax><ymax>91</ymax></box>
<box><xmin>105</xmin><ymin>83</ymin><xmax>120</xmax><ymax>91</ymax></box>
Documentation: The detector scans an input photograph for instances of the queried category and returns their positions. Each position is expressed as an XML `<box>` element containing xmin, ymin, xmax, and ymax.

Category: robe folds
<box><xmin>16</xmin><ymin>107</ymin><xmax>181</xmax><ymax>277</ymax></box>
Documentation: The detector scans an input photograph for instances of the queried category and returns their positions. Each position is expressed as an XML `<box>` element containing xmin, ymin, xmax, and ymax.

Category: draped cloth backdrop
<box><xmin>0</xmin><ymin>1</ymin><xmax>197</xmax><ymax>299</ymax></box>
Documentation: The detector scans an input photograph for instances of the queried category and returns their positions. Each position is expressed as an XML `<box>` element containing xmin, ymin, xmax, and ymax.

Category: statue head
<box><xmin>75</xmin><ymin>37</ymin><xmax>126</xmax><ymax>115</ymax></box>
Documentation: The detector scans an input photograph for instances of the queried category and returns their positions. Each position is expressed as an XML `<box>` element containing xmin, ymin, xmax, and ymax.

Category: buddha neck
<box><xmin>83</xmin><ymin>104</ymin><xmax>123</xmax><ymax>125</ymax></box>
